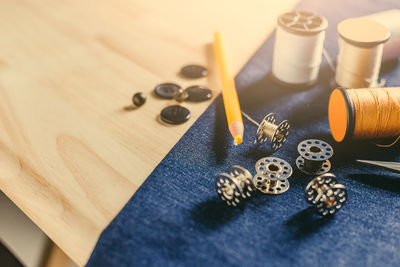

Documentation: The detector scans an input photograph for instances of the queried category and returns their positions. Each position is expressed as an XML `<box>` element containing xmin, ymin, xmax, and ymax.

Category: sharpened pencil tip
<box><xmin>234</xmin><ymin>135</ymin><xmax>243</xmax><ymax>146</ymax></box>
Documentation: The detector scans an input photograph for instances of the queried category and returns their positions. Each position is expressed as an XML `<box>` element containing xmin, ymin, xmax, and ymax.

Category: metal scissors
<box><xmin>357</xmin><ymin>160</ymin><xmax>400</xmax><ymax>174</ymax></box>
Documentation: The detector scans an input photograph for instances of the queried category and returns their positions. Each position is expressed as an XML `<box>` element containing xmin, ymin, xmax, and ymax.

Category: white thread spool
<box><xmin>335</xmin><ymin>18</ymin><xmax>390</xmax><ymax>88</ymax></box>
<box><xmin>364</xmin><ymin>9</ymin><xmax>400</xmax><ymax>62</ymax></box>
<box><xmin>272</xmin><ymin>11</ymin><xmax>328</xmax><ymax>88</ymax></box>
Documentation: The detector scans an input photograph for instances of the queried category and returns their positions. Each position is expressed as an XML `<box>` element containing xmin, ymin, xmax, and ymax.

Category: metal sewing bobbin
<box><xmin>252</xmin><ymin>157</ymin><xmax>292</xmax><ymax>195</ymax></box>
<box><xmin>305</xmin><ymin>173</ymin><xmax>347</xmax><ymax>216</ymax></box>
<box><xmin>215</xmin><ymin>165</ymin><xmax>255</xmax><ymax>207</ymax></box>
<box><xmin>296</xmin><ymin>139</ymin><xmax>333</xmax><ymax>175</ymax></box>
<box><xmin>241</xmin><ymin>112</ymin><xmax>290</xmax><ymax>151</ymax></box>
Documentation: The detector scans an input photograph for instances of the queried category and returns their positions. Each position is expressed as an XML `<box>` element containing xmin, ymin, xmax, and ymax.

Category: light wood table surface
<box><xmin>0</xmin><ymin>0</ymin><xmax>297</xmax><ymax>265</ymax></box>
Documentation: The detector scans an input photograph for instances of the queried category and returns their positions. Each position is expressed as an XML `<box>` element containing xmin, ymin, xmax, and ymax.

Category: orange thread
<box><xmin>347</xmin><ymin>87</ymin><xmax>400</xmax><ymax>146</ymax></box>
<box><xmin>375</xmin><ymin>136</ymin><xmax>400</xmax><ymax>148</ymax></box>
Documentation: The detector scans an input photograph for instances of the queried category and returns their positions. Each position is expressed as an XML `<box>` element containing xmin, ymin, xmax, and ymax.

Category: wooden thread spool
<box><xmin>335</xmin><ymin>18</ymin><xmax>390</xmax><ymax>88</ymax></box>
<box><xmin>329</xmin><ymin>87</ymin><xmax>400</xmax><ymax>143</ymax></box>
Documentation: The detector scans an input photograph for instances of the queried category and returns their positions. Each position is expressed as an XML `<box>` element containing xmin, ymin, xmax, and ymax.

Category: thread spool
<box><xmin>335</xmin><ymin>18</ymin><xmax>390</xmax><ymax>88</ymax></box>
<box><xmin>363</xmin><ymin>9</ymin><xmax>400</xmax><ymax>63</ymax></box>
<box><xmin>271</xmin><ymin>11</ymin><xmax>328</xmax><ymax>88</ymax></box>
<box><xmin>329</xmin><ymin>87</ymin><xmax>400</xmax><ymax>142</ymax></box>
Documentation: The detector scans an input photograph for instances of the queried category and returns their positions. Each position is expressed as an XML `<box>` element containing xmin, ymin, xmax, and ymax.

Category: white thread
<box><xmin>364</xmin><ymin>9</ymin><xmax>400</xmax><ymax>62</ymax></box>
<box><xmin>335</xmin><ymin>39</ymin><xmax>384</xmax><ymax>88</ymax></box>
<box><xmin>272</xmin><ymin>11</ymin><xmax>327</xmax><ymax>86</ymax></box>
<box><xmin>335</xmin><ymin>18</ymin><xmax>390</xmax><ymax>88</ymax></box>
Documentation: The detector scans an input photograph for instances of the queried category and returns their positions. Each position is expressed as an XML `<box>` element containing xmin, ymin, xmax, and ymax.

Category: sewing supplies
<box><xmin>271</xmin><ymin>11</ymin><xmax>328</xmax><ymax>88</ymax></box>
<box><xmin>180</xmin><ymin>64</ymin><xmax>208</xmax><ymax>79</ymax></box>
<box><xmin>328</xmin><ymin>87</ymin><xmax>400</xmax><ymax>142</ymax></box>
<box><xmin>215</xmin><ymin>166</ymin><xmax>255</xmax><ymax>207</ymax></box>
<box><xmin>296</xmin><ymin>139</ymin><xmax>334</xmax><ymax>175</ymax></box>
<box><xmin>214</xmin><ymin>32</ymin><xmax>244</xmax><ymax>145</ymax></box>
<box><xmin>132</xmin><ymin>92</ymin><xmax>146</xmax><ymax>107</ymax></box>
<box><xmin>335</xmin><ymin>18</ymin><xmax>391</xmax><ymax>88</ymax></box>
<box><xmin>305</xmin><ymin>173</ymin><xmax>347</xmax><ymax>216</ymax></box>
<box><xmin>185</xmin><ymin>86</ymin><xmax>213</xmax><ymax>102</ymax></box>
<box><xmin>160</xmin><ymin>105</ymin><xmax>191</xmax><ymax>125</ymax></box>
<box><xmin>241</xmin><ymin>112</ymin><xmax>290</xmax><ymax>151</ymax></box>
<box><xmin>154</xmin><ymin>83</ymin><xmax>182</xmax><ymax>99</ymax></box>
<box><xmin>356</xmin><ymin>160</ymin><xmax>400</xmax><ymax>174</ymax></box>
<box><xmin>173</xmin><ymin>88</ymin><xmax>189</xmax><ymax>103</ymax></box>
<box><xmin>363</xmin><ymin>9</ymin><xmax>400</xmax><ymax>62</ymax></box>
<box><xmin>253</xmin><ymin>157</ymin><xmax>292</xmax><ymax>195</ymax></box>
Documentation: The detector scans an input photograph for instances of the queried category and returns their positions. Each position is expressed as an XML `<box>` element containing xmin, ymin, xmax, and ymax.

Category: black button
<box><xmin>180</xmin><ymin>65</ymin><xmax>208</xmax><ymax>79</ymax></box>
<box><xmin>132</xmin><ymin>92</ymin><xmax>146</xmax><ymax>107</ymax></box>
<box><xmin>186</xmin><ymin>86</ymin><xmax>213</xmax><ymax>102</ymax></box>
<box><xmin>154</xmin><ymin>83</ymin><xmax>181</xmax><ymax>99</ymax></box>
<box><xmin>160</xmin><ymin>105</ymin><xmax>191</xmax><ymax>124</ymax></box>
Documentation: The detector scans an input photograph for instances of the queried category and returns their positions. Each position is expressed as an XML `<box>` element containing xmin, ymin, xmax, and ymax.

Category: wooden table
<box><xmin>0</xmin><ymin>0</ymin><xmax>296</xmax><ymax>265</ymax></box>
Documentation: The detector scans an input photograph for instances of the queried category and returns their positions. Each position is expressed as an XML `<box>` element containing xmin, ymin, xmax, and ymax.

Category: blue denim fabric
<box><xmin>87</xmin><ymin>0</ymin><xmax>400</xmax><ymax>266</ymax></box>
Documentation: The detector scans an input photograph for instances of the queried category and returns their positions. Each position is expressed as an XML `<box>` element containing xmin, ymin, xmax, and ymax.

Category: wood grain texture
<box><xmin>0</xmin><ymin>0</ymin><xmax>297</xmax><ymax>265</ymax></box>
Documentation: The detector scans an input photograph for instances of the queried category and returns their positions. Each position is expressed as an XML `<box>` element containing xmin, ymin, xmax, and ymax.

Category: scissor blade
<box><xmin>357</xmin><ymin>160</ymin><xmax>400</xmax><ymax>173</ymax></box>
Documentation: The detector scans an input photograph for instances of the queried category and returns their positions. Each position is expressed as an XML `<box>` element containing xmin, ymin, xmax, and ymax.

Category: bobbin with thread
<box><xmin>215</xmin><ymin>165</ymin><xmax>255</xmax><ymax>207</ymax></box>
<box><xmin>335</xmin><ymin>18</ymin><xmax>391</xmax><ymax>88</ymax></box>
<box><xmin>296</xmin><ymin>139</ymin><xmax>334</xmax><ymax>175</ymax></box>
<box><xmin>242</xmin><ymin>112</ymin><xmax>290</xmax><ymax>151</ymax></box>
<box><xmin>271</xmin><ymin>11</ymin><xmax>328</xmax><ymax>89</ymax></box>
<box><xmin>305</xmin><ymin>173</ymin><xmax>347</xmax><ymax>216</ymax></box>
<box><xmin>329</xmin><ymin>87</ymin><xmax>400</xmax><ymax>143</ymax></box>
<box><xmin>253</xmin><ymin>157</ymin><xmax>292</xmax><ymax>195</ymax></box>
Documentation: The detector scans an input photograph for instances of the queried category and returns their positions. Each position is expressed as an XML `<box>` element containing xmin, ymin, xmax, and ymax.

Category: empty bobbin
<box><xmin>296</xmin><ymin>139</ymin><xmax>333</xmax><ymax>175</ymax></box>
<box><xmin>305</xmin><ymin>173</ymin><xmax>347</xmax><ymax>216</ymax></box>
<box><xmin>252</xmin><ymin>157</ymin><xmax>292</xmax><ymax>195</ymax></box>
<box><xmin>215</xmin><ymin>165</ymin><xmax>255</xmax><ymax>207</ymax></box>
<box><xmin>242</xmin><ymin>112</ymin><xmax>290</xmax><ymax>151</ymax></box>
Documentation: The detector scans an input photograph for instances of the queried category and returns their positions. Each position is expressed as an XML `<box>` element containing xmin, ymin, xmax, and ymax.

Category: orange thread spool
<box><xmin>328</xmin><ymin>87</ymin><xmax>400</xmax><ymax>142</ymax></box>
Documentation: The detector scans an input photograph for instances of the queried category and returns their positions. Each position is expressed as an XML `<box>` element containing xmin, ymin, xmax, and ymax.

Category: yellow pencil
<box><xmin>214</xmin><ymin>32</ymin><xmax>244</xmax><ymax>145</ymax></box>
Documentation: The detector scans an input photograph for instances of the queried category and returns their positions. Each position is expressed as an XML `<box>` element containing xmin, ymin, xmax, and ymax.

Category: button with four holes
<box><xmin>160</xmin><ymin>105</ymin><xmax>191</xmax><ymax>125</ymax></box>
<box><xmin>154</xmin><ymin>83</ymin><xmax>181</xmax><ymax>99</ymax></box>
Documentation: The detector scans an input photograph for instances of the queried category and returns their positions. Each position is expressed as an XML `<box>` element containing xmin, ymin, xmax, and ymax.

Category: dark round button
<box><xmin>154</xmin><ymin>83</ymin><xmax>181</xmax><ymax>99</ymax></box>
<box><xmin>160</xmin><ymin>105</ymin><xmax>191</xmax><ymax>124</ymax></box>
<box><xmin>132</xmin><ymin>92</ymin><xmax>146</xmax><ymax>107</ymax></box>
<box><xmin>180</xmin><ymin>65</ymin><xmax>208</xmax><ymax>79</ymax></box>
<box><xmin>186</xmin><ymin>86</ymin><xmax>213</xmax><ymax>102</ymax></box>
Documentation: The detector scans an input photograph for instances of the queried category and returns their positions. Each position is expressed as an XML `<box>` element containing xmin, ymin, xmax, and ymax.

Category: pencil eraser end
<box><xmin>234</xmin><ymin>135</ymin><xmax>243</xmax><ymax>146</ymax></box>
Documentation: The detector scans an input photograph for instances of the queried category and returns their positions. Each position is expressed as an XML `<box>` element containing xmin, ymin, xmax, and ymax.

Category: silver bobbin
<box><xmin>242</xmin><ymin>112</ymin><xmax>290</xmax><ymax>151</ymax></box>
<box><xmin>252</xmin><ymin>173</ymin><xmax>290</xmax><ymax>195</ymax></box>
<box><xmin>252</xmin><ymin>157</ymin><xmax>292</xmax><ymax>195</ymax></box>
<box><xmin>255</xmin><ymin>157</ymin><xmax>293</xmax><ymax>180</ymax></box>
<box><xmin>215</xmin><ymin>165</ymin><xmax>255</xmax><ymax>207</ymax></box>
<box><xmin>305</xmin><ymin>173</ymin><xmax>347</xmax><ymax>216</ymax></box>
<box><xmin>296</xmin><ymin>139</ymin><xmax>333</xmax><ymax>175</ymax></box>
